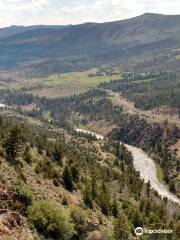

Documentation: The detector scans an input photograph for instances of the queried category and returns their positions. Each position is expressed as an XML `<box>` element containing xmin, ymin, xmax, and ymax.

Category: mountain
<box><xmin>0</xmin><ymin>13</ymin><xmax>180</xmax><ymax>71</ymax></box>
<box><xmin>0</xmin><ymin>25</ymin><xmax>68</xmax><ymax>39</ymax></box>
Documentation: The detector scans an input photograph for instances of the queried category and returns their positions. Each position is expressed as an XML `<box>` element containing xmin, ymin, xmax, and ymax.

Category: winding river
<box><xmin>75</xmin><ymin>128</ymin><xmax>180</xmax><ymax>205</ymax></box>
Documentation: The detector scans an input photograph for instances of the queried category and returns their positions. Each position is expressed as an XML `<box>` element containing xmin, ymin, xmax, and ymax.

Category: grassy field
<box><xmin>2</xmin><ymin>69</ymin><xmax>121</xmax><ymax>98</ymax></box>
<box><xmin>39</xmin><ymin>70</ymin><xmax>121</xmax><ymax>97</ymax></box>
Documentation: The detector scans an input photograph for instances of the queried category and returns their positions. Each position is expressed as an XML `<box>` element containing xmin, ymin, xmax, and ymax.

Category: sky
<box><xmin>0</xmin><ymin>0</ymin><xmax>180</xmax><ymax>27</ymax></box>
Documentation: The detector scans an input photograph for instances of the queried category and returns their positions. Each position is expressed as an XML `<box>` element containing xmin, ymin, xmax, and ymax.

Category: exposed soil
<box><xmin>106</xmin><ymin>89</ymin><xmax>180</xmax><ymax>128</ymax></box>
<box><xmin>171</xmin><ymin>139</ymin><xmax>180</xmax><ymax>158</ymax></box>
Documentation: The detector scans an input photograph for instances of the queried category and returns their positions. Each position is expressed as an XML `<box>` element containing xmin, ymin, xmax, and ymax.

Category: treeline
<box><xmin>100</xmin><ymin>71</ymin><xmax>180</xmax><ymax>112</ymax></box>
<box><xmin>0</xmin><ymin>87</ymin><xmax>179</xmax><ymax>196</ymax></box>
<box><xmin>110</xmin><ymin>116</ymin><xmax>180</xmax><ymax>196</ymax></box>
<box><xmin>0</xmin><ymin>115</ymin><xmax>179</xmax><ymax>239</ymax></box>
<box><xmin>0</xmin><ymin>88</ymin><xmax>122</xmax><ymax>129</ymax></box>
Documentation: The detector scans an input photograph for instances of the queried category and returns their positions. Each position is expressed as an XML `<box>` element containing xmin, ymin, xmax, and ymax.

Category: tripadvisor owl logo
<box><xmin>135</xmin><ymin>227</ymin><xmax>173</xmax><ymax>236</ymax></box>
<box><xmin>135</xmin><ymin>227</ymin><xmax>144</xmax><ymax>236</ymax></box>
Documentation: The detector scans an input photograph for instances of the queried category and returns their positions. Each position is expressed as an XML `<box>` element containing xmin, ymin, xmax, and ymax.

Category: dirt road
<box><xmin>106</xmin><ymin>89</ymin><xmax>180</xmax><ymax>127</ymax></box>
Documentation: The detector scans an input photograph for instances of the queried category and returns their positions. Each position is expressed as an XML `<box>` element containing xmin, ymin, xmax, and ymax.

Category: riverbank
<box><xmin>75</xmin><ymin>128</ymin><xmax>180</xmax><ymax>205</ymax></box>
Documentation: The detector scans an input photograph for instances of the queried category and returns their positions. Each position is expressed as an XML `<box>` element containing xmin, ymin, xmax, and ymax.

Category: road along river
<box><xmin>75</xmin><ymin>128</ymin><xmax>180</xmax><ymax>205</ymax></box>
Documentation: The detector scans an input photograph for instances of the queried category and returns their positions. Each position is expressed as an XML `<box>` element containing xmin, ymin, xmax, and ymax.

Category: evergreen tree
<box><xmin>112</xmin><ymin>198</ymin><xmax>119</xmax><ymax>217</ymax></box>
<box><xmin>53</xmin><ymin>144</ymin><xmax>63</xmax><ymax>163</ymax></box>
<box><xmin>98</xmin><ymin>184</ymin><xmax>111</xmax><ymax>216</ymax></box>
<box><xmin>169</xmin><ymin>180</ymin><xmax>176</xmax><ymax>194</ymax></box>
<box><xmin>91</xmin><ymin>176</ymin><xmax>98</xmax><ymax>200</ymax></box>
<box><xmin>23</xmin><ymin>145</ymin><xmax>32</xmax><ymax>164</ymax></box>
<box><xmin>114</xmin><ymin>212</ymin><xmax>131</xmax><ymax>240</ymax></box>
<box><xmin>83</xmin><ymin>184</ymin><xmax>93</xmax><ymax>209</ymax></box>
<box><xmin>4</xmin><ymin>125</ymin><xmax>25</xmax><ymax>160</ymax></box>
<box><xmin>62</xmin><ymin>165</ymin><xmax>74</xmax><ymax>192</ymax></box>
<box><xmin>71</xmin><ymin>165</ymin><xmax>79</xmax><ymax>183</ymax></box>
<box><xmin>146</xmin><ymin>180</ymin><xmax>151</xmax><ymax>197</ymax></box>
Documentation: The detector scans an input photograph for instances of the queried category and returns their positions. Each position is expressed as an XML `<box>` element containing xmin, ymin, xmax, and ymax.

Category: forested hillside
<box><xmin>0</xmin><ymin>11</ymin><xmax>180</xmax><ymax>240</ymax></box>
<box><xmin>0</xmin><ymin>115</ymin><xmax>179</xmax><ymax>239</ymax></box>
<box><xmin>0</xmin><ymin>13</ymin><xmax>180</xmax><ymax>73</ymax></box>
<box><xmin>100</xmin><ymin>71</ymin><xmax>180</xmax><ymax>112</ymax></box>
<box><xmin>0</xmin><ymin>88</ymin><xmax>179</xmax><ymax>197</ymax></box>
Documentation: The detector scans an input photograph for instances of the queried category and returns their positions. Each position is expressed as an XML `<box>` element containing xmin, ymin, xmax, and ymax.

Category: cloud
<box><xmin>60</xmin><ymin>0</ymin><xmax>143</xmax><ymax>23</ymax></box>
<box><xmin>61</xmin><ymin>5</ymin><xmax>87</xmax><ymax>13</ymax></box>
<box><xmin>93</xmin><ymin>0</ymin><xmax>129</xmax><ymax>10</ymax></box>
<box><xmin>60</xmin><ymin>0</ymin><xmax>180</xmax><ymax>23</ymax></box>
<box><xmin>0</xmin><ymin>0</ymin><xmax>48</xmax><ymax>12</ymax></box>
<box><xmin>92</xmin><ymin>0</ymin><xmax>143</xmax><ymax>18</ymax></box>
<box><xmin>0</xmin><ymin>0</ymin><xmax>180</xmax><ymax>27</ymax></box>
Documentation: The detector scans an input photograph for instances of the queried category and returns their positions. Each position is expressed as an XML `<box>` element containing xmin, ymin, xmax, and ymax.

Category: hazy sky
<box><xmin>0</xmin><ymin>0</ymin><xmax>180</xmax><ymax>27</ymax></box>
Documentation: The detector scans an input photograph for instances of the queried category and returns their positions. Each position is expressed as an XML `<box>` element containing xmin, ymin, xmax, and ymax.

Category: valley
<box><xmin>75</xmin><ymin>128</ymin><xmax>180</xmax><ymax>205</ymax></box>
<box><xmin>0</xmin><ymin>12</ymin><xmax>180</xmax><ymax>240</ymax></box>
<box><xmin>0</xmin><ymin>68</ymin><xmax>121</xmax><ymax>97</ymax></box>
<box><xmin>106</xmin><ymin>89</ymin><xmax>180</xmax><ymax>127</ymax></box>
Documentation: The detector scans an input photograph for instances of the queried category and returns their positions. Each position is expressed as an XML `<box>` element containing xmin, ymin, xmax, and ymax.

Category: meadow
<box><xmin>1</xmin><ymin>69</ymin><xmax>121</xmax><ymax>98</ymax></box>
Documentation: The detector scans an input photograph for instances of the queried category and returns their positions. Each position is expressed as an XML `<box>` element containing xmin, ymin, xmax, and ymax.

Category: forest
<box><xmin>0</xmin><ymin>11</ymin><xmax>180</xmax><ymax>240</ymax></box>
<box><xmin>0</xmin><ymin>87</ymin><xmax>179</xmax><ymax>197</ymax></box>
<box><xmin>100</xmin><ymin>71</ymin><xmax>180</xmax><ymax>113</ymax></box>
<box><xmin>0</xmin><ymin>115</ymin><xmax>179</xmax><ymax>239</ymax></box>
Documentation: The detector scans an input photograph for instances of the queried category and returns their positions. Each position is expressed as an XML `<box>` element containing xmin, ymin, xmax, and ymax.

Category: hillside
<box><xmin>0</xmin><ymin>25</ymin><xmax>67</xmax><ymax>39</ymax></box>
<box><xmin>0</xmin><ymin>87</ymin><xmax>179</xmax><ymax>198</ymax></box>
<box><xmin>0</xmin><ymin>115</ymin><xmax>179</xmax><ymax>239</ymax></box>
<box><xmin>0</xmin><ymin>13</ymin><xmax>180</xmax><ymax>71</ymax></box>
<box><xmin>0</xmin><ymin>9</ymin><xmax>180</xmax><ymax>240</ymax></box>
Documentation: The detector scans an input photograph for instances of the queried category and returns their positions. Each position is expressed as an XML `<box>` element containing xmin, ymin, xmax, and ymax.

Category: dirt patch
<box><xmin>0</xmin><ymin>210</ymin><xmax>33</xmax><ymax>240</ymax></box>
<box><xmin>87</xmin><ymin>120</ymin><xmax>116</xmax><ymax>136</ymax></box>
<box><xmin>153</xmin><ymin>106</ymin><xmax>179</xmax><ymax>118</ymax></box>
<box><xmin>171</xmin><ymin>139</ymin><xmax>180</xmax><ymax>158</ymax></box>
<box><xmin>106</xmin><ymin>89</ymin><xmax>180</xmax><ymax>128</ymax></box>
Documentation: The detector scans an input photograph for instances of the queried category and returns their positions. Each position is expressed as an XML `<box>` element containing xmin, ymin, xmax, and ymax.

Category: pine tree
<box><xmin>91</xmin><ymin>176</ymin><xmax>98</xmax><ymax>200</ymax></box>
<box><xmin>4</xmin><ymin>125</ymin><xmax>25</xmax><ymax>160</ymax></box>
<box><xmin>71</xmin><ymin>165</ymin><xmax>79</xmax><ymax>183</ymax></box>
<box><xmin>53</xmin><ymin>144</ymin><xmax>63</xmax><ymax>163</ymax></box>
<box><xmin>62</xmin><ymin>165</ymin><xmax>74</xmax><ymax>192</ymax></box>
<box><xmin>83</xmin><ymin>184</ymin><xmax>93</xmax><ymax>209</ymax></box>
<box><xmin>146</xmin><ymin>180</ymin><xmax>151</xmax><ymax>197</ymax></box>
<box><xmin>24</xmin><ymin>146</ymin><xmax>32</xmax><ymax>164</ymax></box>
<box><xmin>98</xmin><ymin>183</ymin><xmax>111</xmax><ymax>216</ymax></box>
<box><xmin>114</xmin><ymin>212</ymin><xmax>131</xmax><ymax>240</ymax></box>
<box><xmin>169</xmin><ymin>180</ymin><xmax>176</xmax><ymax>193</ymax></box>
<box><xmin>112</xmin><ymin>198</ymin><xmax>119</xmax><ymax>217</ymax></box>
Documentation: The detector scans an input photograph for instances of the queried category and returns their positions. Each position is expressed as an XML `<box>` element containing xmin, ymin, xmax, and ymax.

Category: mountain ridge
<box><xmin>0</xmin><ymin>13</ymin><xmax>180</xmax><ymax>71</ymax></box>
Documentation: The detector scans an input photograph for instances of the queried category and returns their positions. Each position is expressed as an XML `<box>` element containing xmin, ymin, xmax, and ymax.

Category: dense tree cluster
<box><xmin>100</xmin><ymin>71</ymin><xmax>180</xmax><ymax>112</ymax></box>
<box><xmin>0</xmin><ymin>86</ymin><xmax>179</xmax><ymax>196</ymax></box>
<box><xmin>0</xmin><ymin>116</ymin><xmax>179</xmax><ymax>239</ymax></box>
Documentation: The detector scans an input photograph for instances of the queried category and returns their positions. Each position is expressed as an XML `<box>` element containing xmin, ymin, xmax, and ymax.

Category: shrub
<box><xmin>23</xmin><ymin>146</ymin><xmax>33</xmax><ymax>164</ymax></box>
<box><xmin>18</xmin><ymin>181</ymin><xmax>32</xmax><ymax>206</ymax></box>
<box><xmin>27</xmin><ymin>201</ymin><xmax>74</xmax><ymax>240</ymax></box>
<box><xmin>35</xmin><ymin>157</ymin><xmax>60</xmax><ymax>181</ymax></box>
<box><xmin>71</xmin><ymin>207</ymin><xmax>86</xmax><ymax>236</ymax></box>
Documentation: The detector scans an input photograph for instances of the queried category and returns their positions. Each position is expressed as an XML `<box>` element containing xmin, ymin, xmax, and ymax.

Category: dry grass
<box><xmin>106</xmin><ymin>89</ymin><xmax>180</xmax><ymax>127</ymax></box>
<box><xmin>3</xmin><ymin>69</ymin><xmax>121</xmax><ymax>98</ymax></box>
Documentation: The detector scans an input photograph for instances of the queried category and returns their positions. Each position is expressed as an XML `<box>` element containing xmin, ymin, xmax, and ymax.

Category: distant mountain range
<box><xmin>0</xmin><ymin>13</ymin><xmax>180</xmax><ymax>73</ymax></box>
<box><xmin>0</xmin><ymin>25</ymin><xmax>67</xmax><ymax>39</ymax></box>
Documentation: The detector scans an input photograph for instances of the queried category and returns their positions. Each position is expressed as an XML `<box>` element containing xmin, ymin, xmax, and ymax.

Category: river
<box><xmin>75</xmin><ymin>128</ymin><xmax>180</xmax><ymax>205</ymax></box>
